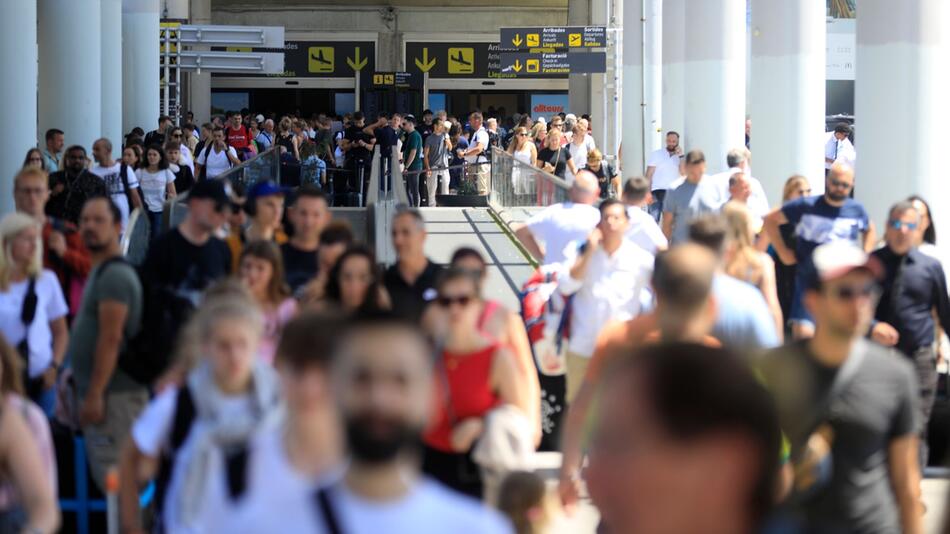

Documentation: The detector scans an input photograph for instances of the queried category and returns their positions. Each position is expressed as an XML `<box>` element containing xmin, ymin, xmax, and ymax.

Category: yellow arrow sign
<box><xmin>346</xmin><ymin>46</ymin><xmax>368</xmax><ymax>71</ymax></box>
<box><xmin>415</xmin><ymin>47</ymin><xmax>437</xmax><ymax>72</ymax></box>
<box><xmin>512</xmin><ymin>34</ymin><xmax>523</xmax><ymax>48</ymax></box>
<box><xmin>512</xmin><ymin>59</ymin><xmax>522</xmax><ymax>72</ymax></box>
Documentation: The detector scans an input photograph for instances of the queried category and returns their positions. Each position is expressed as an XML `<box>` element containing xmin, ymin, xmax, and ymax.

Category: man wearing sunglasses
<box><xmin>871</xmin><ymin>201</ymin><xmax>950</xmax><ymax>467</ymax></box>
<box><xmin>760</xmin><ymin>242</ymin><xmax>921</xmax><ymax>534</ymax></box>
<box><xmin>763</xmin><ymin>163</ymin><xmax>875</xmax><ymax>340</ymax></box>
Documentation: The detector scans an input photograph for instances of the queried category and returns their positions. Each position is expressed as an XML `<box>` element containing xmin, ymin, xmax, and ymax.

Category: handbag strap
<box><xmin>314</xmin><ymin>487</ymin><xmax>343</xmax><ymax>534</ymax></box>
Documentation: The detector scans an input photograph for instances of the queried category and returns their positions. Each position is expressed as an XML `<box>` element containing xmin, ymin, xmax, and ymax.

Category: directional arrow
<box><xmin>346</xmin><ymin>46</ymin><xmax>368</xmax><ymax>71</ymax></box>
<box><xmin>512</xmin><ymin>34</ymin><xmax>523</xmax><ymax>48</ymax></box>
<box><xmin>512</xmin><ymin>59</ymin><xmax>522</xmax><ymax>72</ymax></box>
<box><xmin>414</xmin><ymin>47</ymin><xmax>436</xmax><ymax>72</ymax></box>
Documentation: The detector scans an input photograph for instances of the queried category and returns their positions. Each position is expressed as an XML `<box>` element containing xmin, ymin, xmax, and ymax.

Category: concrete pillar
<box><xmin>749</xmin><ymin>0</ymin><xmax>825</xmax><ymax>201</ymax></box>
<box><xmin>588</xmin><ymin>0</ymin><xmax>611</xmax><ymax>153</ymax></box>
<box><xmin>123</xmin><ymin>0</ymin><xmax>161</xmax><ymax>134</ymax></box>
<box><xmin>855</xmin><ymin>0</ymin><xmax>950</xmax><ymax>235</ymax></box>
<box><xmin>568</xmin><ymin>0</ymin><xmax>591</xmax><ymax>117</ymax></box>
<box><xmin>683</xmin><ymin>0</ymin><xmax>745</xmax><ymax>173</ymax></box>
<box><xmin>163</xmin><ymin>0</ymin><xmax>190</xmax><ymax>19</ymax></box>
<box><xmin>102</xmin><ymin>0</ymin><xmax>123</xmax><ymax>156</ymax></box>
<box><xmin>661</xmin><ymin>0</ymin><xmax>685</xmax><ymax>139</ymax></box>
<box><xmin>642</xmin><ymin>0</ymin><xmax>662</xmax><ymax>157</ymax></box>
<box><xmin>0</xmin><ymin>0</ymin><xmax>37</xmax><ymax>214</ymax></box>
<box><xmin>39</xmin><ymin>0</ymin><xmax>102</xmax><ymax>155</ymax></box>
<box><xmin>188</xmin><ymin>0</ymin><xmax>212</xmax><ymax>124</ymax></box>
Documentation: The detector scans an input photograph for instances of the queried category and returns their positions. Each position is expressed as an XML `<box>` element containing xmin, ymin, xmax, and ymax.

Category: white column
<box><xmin>0</xmin><ymin>0</ymin><xmax>37</xmax><ymax>215</ymax></box>
<box><xmin>620</xmin><ymin>0</ymin><xmax>645</xmax><ymax>174</ymax></box>
<box><xmin>39</xmin><ymin>0</ymin><xmax>102</xmax><ymax>155</ymax></box>
<box><xmin>642</xmin><ymin>0</ymin><xmax>662</xmax><ymax>157</ymax></box>
<box><xmin>189</xmin><ymin>0</ymin><xmax>212</xmax><ymax>124</ymax></box>
<box><xmin>855</xmin><ymin>0</ymin><xmax>950</xmax><ymax>235</ymax></box>
<box><xmin>589</xmin><ymin>0</ymin><xmax>611</xmax><ymax>154</ymax></box>
<box><xmin>123</xmin><ymin>0</ymin><xmax>160</xmax><ymax>134</ymax></box>
<box><xmin>749</xmin><ymin>0</ymin><xmax>825</xmax><ymax>202</ymax></box>
<box><xmin>683</xmin><ymin>0</ymin><xmax>745</xmax><ymax>173</ymax></box>
<box><xmin>662</xmin><ymin>0</ymin><xmax>685</xmax><ymax>139</ymax></box>
<box><xmin>101</xmin><ymin>0</ymin><xmax>123</xmax><ymax>156</ymax></box>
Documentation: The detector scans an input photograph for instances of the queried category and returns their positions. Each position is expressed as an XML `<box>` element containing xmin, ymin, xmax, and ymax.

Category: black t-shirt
<box><xmin>46</xmin><ymin>170</ymin><xmax>108</xmax><ymax>224</ymax></box>
<box><xmin>383</xmin><ymin>260</ymin><xmax>443</xmax><ymax>322</ymax></box>
<box><xmin>760</xmin><ymin>339</ymin><xmax>918</xmax><ymax>532</ymax></box>
<box><xmin>141</xmin><ymin>228</ymin><xmax>232</xmax><ymax>304</ymax></box>
<box><xmin>173</xmin><ymin>165</ymin><xmax>196</xmax><ymax>194</ymax></box>
<box><xmin>344</xmin><ymin>125</ymin><xmax>373</xmax><ymax>161</ymax></box>
<box><xmin>586</xmin><ymin>163</ymin><xmax>617</xmax><ymax>198</ymax></box>
<box><xmin>537</xmin><ymin>146</ymin><xmax>572</xmax><ymax>179</ymax></box>
<box><xmin>280</xmin><ymin>242</ymin><xmax>319</xmax><ymax>293</ymax></box>
<box><xmin>374</xmin><ymin>126</ymin><xmax>399</xmax><ymax>152</ymax></box>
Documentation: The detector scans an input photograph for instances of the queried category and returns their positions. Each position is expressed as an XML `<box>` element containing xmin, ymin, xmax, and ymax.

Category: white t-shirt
<box><xmin>196</xmin><ymin>145</ymin><xmax>238</xmax><ymax>179</ymax></box>
<box><xmin>0</xmin><ymin>270</ymin><xmax>68</xmax><ymax>378</ymax></box>
<box><xmin>526</xmin><ymin>202</ymin><xmax>601</xmax><ymax>267</ymax></box>
<box><xmin>566</xmin><ymin>141</ymin><xmax>590</xmax><ymax>183</ymax></box>
<box><xmin>626</xmin><ymin>205</ymin><xmax>668</xmax><ymax>255</ymax></box>
<box><xmin>466</xmin><ymin>127</ymin><xmax>490</xmax><ymax>163</ymax></box>
<box><xmin>646</xmin><ymin>148</ymin><xmax>683</xmax><ymax>191</ymax></box>
<box><xmin>226</xmin><ymin>428</ymin><xmax>343</xmax><ymax>534</ymax></box>
<box><xmin>320</xmin><ymin>478</ymin><xmax>512</xmax><ymax>534</ymax></box>
<box><xmin>132</xmin><ymin>386</ymin><xmax>254</xmax><ymax>533</ymax></box>
<box><xmin>180</xmin><ymin>144</ymin><xmax>195</xmax><ymax>173</ymax></box>
<box><xmin>90</xmin><ymin>162</ymin><xmax>140</xmax><ymax>230</ymax></box>
<box><xmin>136</xmin><ymin>168</ymin><xmax>176</xmax><ymax>212</ymax></box>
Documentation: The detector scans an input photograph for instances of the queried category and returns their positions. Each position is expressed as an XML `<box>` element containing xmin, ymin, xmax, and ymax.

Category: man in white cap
<box><xmin>759</xmin><ymin>242</ymin><xmax>922</xmax><ymax>534</ymax></box>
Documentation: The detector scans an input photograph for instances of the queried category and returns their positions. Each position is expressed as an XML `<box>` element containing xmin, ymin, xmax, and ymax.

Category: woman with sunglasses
<box><xmin>22</xmin><ymin>149</ymin><xmax>46</xmax><ymax>172</ymax></box>
<box><xmin>422</xmin><ymin>267</ymin><xmax>530</xmax><ymax>500</ymax></box>
<box><xmin>507</xmin><ymin>127</ymin><xmax>537</xmax><ymax>198</ymax></box>
<box><xmin>424</xmin><ymin>248</ymin><xmax>541</xmax><ymax>444</ymax></box>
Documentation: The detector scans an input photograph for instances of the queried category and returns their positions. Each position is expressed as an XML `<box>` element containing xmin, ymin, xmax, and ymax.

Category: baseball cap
<box><xmin>248</xmin><ymin>180</ymin><xmax>290</xmax><ymax>201</ymax></box>
<box><xmin>807</xmin><ymin>242</ymin><xmax>883</xmax><ymax>289</ymax></box>
<box><xmin>403</xmin><ymin>114</ymin><xmax>417</xmax><ymax>124</ymax></box>
<box><xmin>255</xmin><ymin>114</ymin><xmax>265</xmax><ymax>124</ymax></box>
<box><xmin>188</xmin><ymin>179</ymin><xmax>229</xmax><ymax>208</ymax></box>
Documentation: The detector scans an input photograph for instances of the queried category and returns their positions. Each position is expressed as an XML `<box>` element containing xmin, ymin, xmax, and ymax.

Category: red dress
<box><xmin>423</xmin><ymin>343</ymin><xmax>501</xmax><ymax>452</ymax></box>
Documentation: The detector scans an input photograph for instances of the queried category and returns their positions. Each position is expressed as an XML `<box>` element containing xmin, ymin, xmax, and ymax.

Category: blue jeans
<box><xmin>148</xmin><ymin>210</ymin><xmax>163</xmax><ymax>240</ymax></box>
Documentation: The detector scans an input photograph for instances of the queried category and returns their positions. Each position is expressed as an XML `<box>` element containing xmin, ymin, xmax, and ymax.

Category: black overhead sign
<box><xmin>499</xmin><ymin>51</ymin><xmax>607</xmax><ymax>76</ymax></box>
<box><xmin>405</xmin><ymin>41</ymin><xmax>567</xmax><ymax>79</ymax></box>
<box><xmin>500</xmin><ymin>26</ymin><xmax>607</xmax><ymax>50</ymax></box>
<box><xmin>362</xmin><ymin>71</ymin><xmax>423</xmax><ymax>90</ymax></box>
<box><xmin>214</xmin><ymin>40</ymin><xmax>375</xmax><ymax>78</ymax></box>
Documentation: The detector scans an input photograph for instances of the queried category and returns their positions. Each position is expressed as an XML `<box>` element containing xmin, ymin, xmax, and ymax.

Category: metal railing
<box><xmin>214</xmin><ymin>146</ymin><xmax>281</xmax><ymax>192</ymax></box>
<box><xmin>489</xmin><ymin>147</ymin><xmax>571</xmax><ymax>209</ymax></box>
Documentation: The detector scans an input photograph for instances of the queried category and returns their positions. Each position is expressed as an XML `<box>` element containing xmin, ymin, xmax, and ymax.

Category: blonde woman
<box><xmin>768</xmin><ymin>175</ymin><xmax>812</xmax><ymax>328</ymax></box>
<box><xmin>566</xmin><ymin>123</ymin><xmax>590</xmax><ymax>183</ymax></box>
<box><xmin>530</xmin><ymin>122</ymin><xmax>547</xmax><ymax>150</ymax></box>
<box><xmin>507</xmin><ymin>126</ymin><xmax>537</xmax><ymax>196</ymax></box>
<box><xmin>276</xmin><ymin>117</ymin><xmax>300</xmax><ymax>160</ymax></box>
<box><xmin>0</xmin><ymin>213</ymin><xmax>68</xmax><ymax>414</ymax></box>
<box><xmin>722</xmin><ymin>201</ymin><xmax>783</xmax><ymax>342</ymax></box>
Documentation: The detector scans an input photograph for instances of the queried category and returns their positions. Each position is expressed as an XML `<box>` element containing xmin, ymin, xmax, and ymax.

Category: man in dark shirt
<box><xmin>760</xmin><ymin>242</ymin><xmax>920</xmax><ymax>534</ymax></box>
<box><xmin>871</xmin><ymin>200</ymin><xmax>950</xmax><ymax>465</ymax></box>
<box><xmin>47</xmin><ymin>145</ymin><xmax>108</xmax><ymax>225</ymax></box>
<box><xmin>383</xmin><ymin>209</ymin><xmax>443</xmax><ymax>322</ymax></box>
<box><xmin>281</xmin><ymin>186</ymin><xmax>331</xmax><ymax>293</ymax></box>
<box><xmin>340</xmin><ymin>111</ymin><xmax>375</xmax><ymax>204</ymax></box>
<box><xmin>365</xmin><ymin>112</ymin><xmax>399</xmax><ymax>191</ymax></box>
<box><xmin>141</xmin><ymin>179</ymin><xmax>232</xmax><ymax>334</ymax></box>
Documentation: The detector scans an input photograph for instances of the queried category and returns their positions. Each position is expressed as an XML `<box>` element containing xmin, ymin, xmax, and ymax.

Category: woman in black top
<box><xmin>584</xmin><ymin>148</ymin><xmax>620</xmax><ymax>199</ymax></box>
<box><xmin>535</xmin><ymin>128</ymin><xmax>576</xmax><ymax>180</ymax></box>
<box><xmin>276</xmin><ymin>117</ymin><xmax>299</xmax><ymax>160</ymax></box>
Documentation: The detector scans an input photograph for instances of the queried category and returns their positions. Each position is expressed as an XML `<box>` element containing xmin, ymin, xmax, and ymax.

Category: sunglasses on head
<box><xmin>437</xmin><ymin>294</ymin><xmax>474</xmax><ymax>308</ymax></box>
<box><xmin>830</xmin><ymin>282</ymin><xmax>878</xmax><ymax>301</ymax></box>
<box><xmin>889</xmin><ymin>220</ymin><xmax>918</xmax><ymax>231</ymax></box>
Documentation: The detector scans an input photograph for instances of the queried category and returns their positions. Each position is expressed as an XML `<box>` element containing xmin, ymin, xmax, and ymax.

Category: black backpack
<box><xmin>198</xmin><ymin>142</ymin><xmax>233</xmax><ymax>181</ymax></box>
<box><xmin>94</xmin><ymin>257</ymin><xmax>195</xmax><ymax>386</ymax></box>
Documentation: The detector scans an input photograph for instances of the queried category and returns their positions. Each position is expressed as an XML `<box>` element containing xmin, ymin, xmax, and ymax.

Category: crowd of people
<box><xmin>0</xmin><ymin>106</ymin><xmax>946</xmax><ymax>534</ymax></box>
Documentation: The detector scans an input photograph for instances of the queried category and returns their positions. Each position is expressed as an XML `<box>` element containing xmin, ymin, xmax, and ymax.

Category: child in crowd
<box><xmin>497</xmin><ymin>471</ymin><xmax>558</xmax><ymax>534</ymax></box>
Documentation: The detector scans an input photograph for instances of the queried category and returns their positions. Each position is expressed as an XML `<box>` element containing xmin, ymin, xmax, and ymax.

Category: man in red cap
<box><xmin>759</xmin><ymin>242</ymin><xmax>922</xmax><ymax>533</ymax></box>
